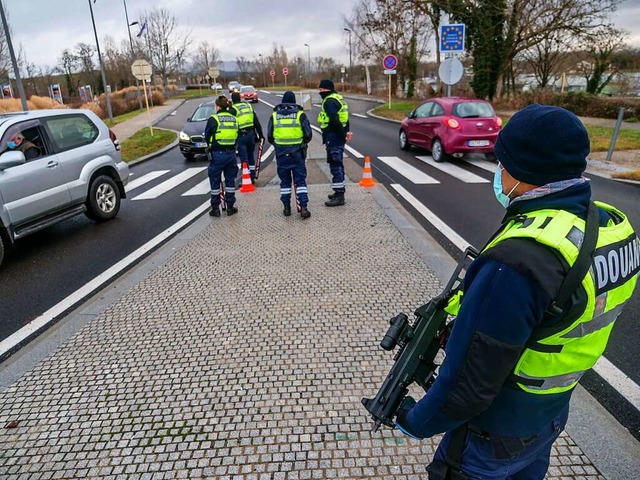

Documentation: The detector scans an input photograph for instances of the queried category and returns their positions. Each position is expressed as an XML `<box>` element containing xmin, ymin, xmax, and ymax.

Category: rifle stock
<box><xmin>362</xmin><ymin>247</ymin><xmax>479</xmax><ymax>432</ymax></box>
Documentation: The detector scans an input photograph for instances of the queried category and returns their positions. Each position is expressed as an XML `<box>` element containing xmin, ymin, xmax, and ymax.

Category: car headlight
<box><xmin>179</xmin><ymin>131</ymin><xmax>190</xmax><ymax>141</ymax></box>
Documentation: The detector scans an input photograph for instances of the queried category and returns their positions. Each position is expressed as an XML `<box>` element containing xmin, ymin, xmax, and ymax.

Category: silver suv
<box><xmin>0</xmin><ymin>109</ymin><xmax>129</xmax><ymax>267</ymax></box>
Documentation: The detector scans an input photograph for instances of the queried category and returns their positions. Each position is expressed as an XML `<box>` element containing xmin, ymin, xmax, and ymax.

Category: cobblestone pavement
<box><xmin>0</xmin><ymin>170</ymin><xmax>606</xmax><ymax>478</ymax></box>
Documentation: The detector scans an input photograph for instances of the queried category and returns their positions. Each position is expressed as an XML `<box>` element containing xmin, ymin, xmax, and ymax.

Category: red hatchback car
<box><xmin>239</xmin><ymin>85</ymin><xmax>258</xmax><ymax>103</ymax></box>
<box><xmin>399</xmin><ymin>97</ymin><xmax>502</xmax><ymax>162</ymax></box>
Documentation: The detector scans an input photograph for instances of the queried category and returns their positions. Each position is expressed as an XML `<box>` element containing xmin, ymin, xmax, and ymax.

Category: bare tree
<box><xmin>344</xmin><ymin>0</ymin><xmax>433</xmax><ymax>96</ymax></box>
<box><xmin>58</xmin><ymin>49</ymin><xmax>79</xmax><ymax>97</ymax></box>
<box><xmin>74</xmin><ymin>42</ymin><xmax>97</xmax><ymax>93</ymax></box>
<box><xmin>192</xmin><ymin>41</ymin><xmax>220</xmax><ymax>76</ymax></box>
<box><xmin>521</xmin><ymin>31</ymin><xmax>572</xmax><ymax>89</ymax></box>
<box><xmin>236</xmin><ymin>56</ymin><xmax>252</xmax><ymax>83</ymax></box>
<box><xmin>138</xmin><ymin>7</ymin><xmax>191</xmax><ymax>89</ymax></box>
<box><xmin>577</xmin><ymin>26</ymin><xmax>628</xmax><ymax>94</ymax></box>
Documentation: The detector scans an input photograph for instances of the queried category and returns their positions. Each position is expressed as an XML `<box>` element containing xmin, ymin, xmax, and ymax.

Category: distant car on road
<box><xmin>179</xmin><ymin>101</ymin><xmax>215</xmax><ymax>161</ymax></box>
<box><xmin>227</xmin><ymin>81</ymin><xmax>242</xmax><ymax>92</ymax></box>
<box><xmin>399</xmin><ymin>97</ymin><xmax>502</xmax><ymax>162</ymax></box>
<box><xmin>239</xmin><ymin>85</ymin><xmax>258</xmax><ymax>103</ymax></box>
<box><xmin>0</xmin><ymin>109</ymin><xmax>128</xmax><ymax>268</ymax></box>
<box><xmin>210</xmin><ymin>82</ymin><xmax>223</xmax><ymax>91</ymax></box>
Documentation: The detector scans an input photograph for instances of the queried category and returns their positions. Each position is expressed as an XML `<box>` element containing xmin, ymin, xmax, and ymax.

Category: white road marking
<box><xmin>132</xmin><ymin>168</ymin><xmax>206</xmax><ymax>200</ymax></box>
<box><xmin>259</xmin><ymin>90</ymin><xmax>270</xmax><ymax>94</ymax></box>
<box><xmin>464</xmin><ymin>158</ymin><xmax>498</xmax><ymax>173</ymax></box>
<box><xmin>170</xmin><ymin>110</ymin><xmax>177</xmax><ymax>116</ymax></box>
<box><xmin>259</xmin><ymin>98</ymin><xmax>275</xmax><ymax>108</ymax></box>
<box><xmin>416</xmin><ymin>156</ymin><xmax>489</xmax><ymax>183</ymax></box>
<box><xmin>593</xmin><ymin>356</ymin><xmax>640</xmax><ymax>412</ymax></box>
<box><xmin>125</xmin><ymin>170</ymin><xmax>170</xmax><ymax>193</ymax></box>
<box><xmin>183</xmin><ymin>179</ymin><xmax>210</xmax><ymax>196</ymax></box>
<box><xmin>352</xmin><ymin>113</ymin><xmax>367</xmax><ymax>118</ymax></box>
<box><xmin>312</xmin><ymin>103</ymin><xmax>322</xmax><ymax>107</ymax></box>
<box><xmin>0</xmin><ymin>201</ymin><xmax>212</xmax><ymax>359</ymax></box>
<box><xmin>378</xmin><ymin>156</ymin><xmax>439</xmax><ymax>184</ymax></box>
<box><xmin>391</xmin><ymin>183</ymin><xmax>471</xmax><ymax>250</ymax></box>
<box><xmin>261</xmin><ymin>145</ymin><xmax>274</xmax><ymax>161</ymax></box>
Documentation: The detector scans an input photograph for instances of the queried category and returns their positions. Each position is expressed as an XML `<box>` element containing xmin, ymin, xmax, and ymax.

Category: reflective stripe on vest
<box><xmin>234</xmin><ymin>102</ymin><xmax>254</xmax><ymax>130</ymax></box>
<box><xmin>272</xmin><ymin>110</ymin><xmax>304</xmax><ymax>146</ymax></box>
<box><xmin>317</xmin><ymin>93</ymin><xmax>349</xmax><ymax>129</ymax></box>
<box><xmin>210</xmin><ymin>112</ymin><xmax>238</xmax><ymax>146</ymax></box>
<box><xmin>482</xmin><ymin>202</ymin><xmax>639</xmax><ymax>395</ymax></box>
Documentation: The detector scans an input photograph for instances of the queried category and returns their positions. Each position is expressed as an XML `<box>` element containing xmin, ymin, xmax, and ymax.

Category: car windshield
<box><xmin>190</xmin><ymin>105</ymin><xmax>214</xmax><ymax>122</ymax></box>
<box><xmin>452</xmin><ymin>102</ymin><xmax>495</xmax><ymax>118</ymax></box>
<box><xmin>241</xmin><ymin>86</ymin><xmax>256</xmax><ymax>92</ymax></box>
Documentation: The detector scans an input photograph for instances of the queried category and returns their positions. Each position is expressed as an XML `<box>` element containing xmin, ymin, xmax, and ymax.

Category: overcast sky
<box><xmin>5</xmin><ymin>0</ymin><xmax>640</xmax><ymax>70</ymax></box>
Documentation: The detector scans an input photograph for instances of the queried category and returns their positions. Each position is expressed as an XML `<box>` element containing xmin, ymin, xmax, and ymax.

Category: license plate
<box><xmin>468</xmin><ymin>140</ymin><xmax>490</xmax><ymax>147</ymax></box>
<box><xmin>195</xmin><ymin>142</ymin><xmax>208</xmax><ymax>148</ymax></box>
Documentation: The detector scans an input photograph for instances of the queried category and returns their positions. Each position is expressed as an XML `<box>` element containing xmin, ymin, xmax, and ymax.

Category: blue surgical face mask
<box><xmin>6</xmin><ymin>141</ymin><xmax>16</xmax><ymax>149</ymax></box>
<box><xmin>493</xmin><ymin>165</ymin><xmax>520</xmax><ymax>208</ymax></box>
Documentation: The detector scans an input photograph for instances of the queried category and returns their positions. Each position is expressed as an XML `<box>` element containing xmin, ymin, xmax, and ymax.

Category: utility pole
<box><xmin>0</xmin><ymin>2</ymin><xmax>27</xmax><ymax>110</ymax></box>
<box><xmin>304</xmin><ymin>43</ymin><xmax>311</xmax><ymax>85</ymax></box>
<box><xmin>88</xmin><ymin>0</ymin><xmax>113</xmax><ymax>125</ymax></box>
<box><xmin>344</xmin><ymin>28</ymin><xmax>352</xmax><ymax>92</ymax></box>
<box><xmin>123</xmin><ymin>0</ymin><xmax>143</xmax><ymax>109</ymax></box>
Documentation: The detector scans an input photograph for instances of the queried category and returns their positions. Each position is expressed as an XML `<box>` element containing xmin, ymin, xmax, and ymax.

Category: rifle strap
<box><xmin>444</xmin><ymin>423</ymin><xmax>468</xmax><ymax>474</ymax></box>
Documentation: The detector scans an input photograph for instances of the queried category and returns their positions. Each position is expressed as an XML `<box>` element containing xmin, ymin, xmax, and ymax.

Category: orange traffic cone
<box><xmin>359</xmin><ymin>156</ymin><xmax>376</xmax><ymax>187</ymax></box>
<box><xmin>239</xmin><ymin>162</ymin><xmax>256</xmax><ymax>193</ymax></box>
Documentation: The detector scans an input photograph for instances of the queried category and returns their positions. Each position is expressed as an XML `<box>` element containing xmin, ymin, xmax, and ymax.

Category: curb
<box><xmin>127</xmin><ymin>131</ymin><xmax>179</xmax><ymax>167</ymax></box>
<box><xmin>366</xmin><ymin>107</ymin><xmax>403</xmax><ymax>125</ymax></box>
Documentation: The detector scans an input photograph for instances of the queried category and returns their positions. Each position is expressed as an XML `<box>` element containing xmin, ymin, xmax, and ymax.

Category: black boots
<box><xmin>283</xmin><ymin>205</ymin><xmax>291</xmax><ymax>217</ymax></box>
<box><xmin>300</xmin><ymin>206</ymin><xmax>311</xmax><ymax>219</ymax></box>
<box><xmin>325</xmin><ymin>193</ymin><xmax>345</xmax><ymax>207</ymax></box>
<box><xmin>227</xmin><ymin>206</ymin><xmax>238</xmax><ymax>216</ymax></box>
<box><xmin>209</xmin><ymin>207</ymin><xmax>220</xmax><ymax>217</ymax></box>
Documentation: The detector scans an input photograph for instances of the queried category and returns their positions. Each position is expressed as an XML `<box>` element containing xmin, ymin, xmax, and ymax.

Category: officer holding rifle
<box><xmin>387</xmin><ymin>105</ymin><xmax>639</xmax><ymax>479</ymax></box>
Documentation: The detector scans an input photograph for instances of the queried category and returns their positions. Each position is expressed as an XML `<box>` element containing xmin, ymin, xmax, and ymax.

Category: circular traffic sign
<box><xmin>131</xmin><ymin>59</ymin><xmax>152</xmax><ymax>81</ymax></box>
<box><xmin>438</xmin><ymin>58</ymin><xmax>464</xmax><ymax>85</ymax></box>
<box><xmin>270</xmin><ymin>70</ymin><xmax>275</xmax><ymax>77</ymax></box>
<box><xmin>282</xmin><ymin>67</ymin><xmax>289</xmax><ymax>76</ymax></box>
<box><xmin>383</xmin><ymin>54</ymin><xmax>398</xmax><ymax>70</ymax></box>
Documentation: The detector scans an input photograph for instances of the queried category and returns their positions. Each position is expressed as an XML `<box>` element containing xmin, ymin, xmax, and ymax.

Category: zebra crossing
<box><xmin>123</xmin><ymin>154</ymin><xmax>496</xmax><ymax>202</ymax></box>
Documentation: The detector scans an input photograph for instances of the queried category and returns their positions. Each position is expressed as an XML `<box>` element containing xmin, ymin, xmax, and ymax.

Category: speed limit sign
<box><xmin>270</xmin><ymin>70</ymin><xmax>275</xmax><ymax>77</ymax></box>
<box><xmin>282</xmin><ymin>67</ymin><xmax>289</xmax><ymax>76</ymax></box>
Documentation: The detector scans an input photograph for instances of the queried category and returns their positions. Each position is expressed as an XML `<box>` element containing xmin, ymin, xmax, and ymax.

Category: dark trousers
<box><xmin>326</xmin><ymin>145</ymin><xmax>345</xmax><ymax>193</ymax></box>
<box><xmin>276</xmin><ymin>149</ymin><xmax>308</xmax><ymax>207</ymax></box>
<box><xmin>428</xmin><ymin>408</ymin><xmax>568</xmax><ymax>480</ymax></box>
<box><xmin>208</xmin><ymin>150</ymin><xmax>238</xmax><ymax>208</ymax></box>
<box><xmin>237</xmin><ymin>133</ymin><xmax>256</xmax><ymax>177</ymax></box>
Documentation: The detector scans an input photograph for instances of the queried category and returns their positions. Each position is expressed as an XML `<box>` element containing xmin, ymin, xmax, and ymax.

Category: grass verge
<box><xmin>173</xmin><ymin>89</ymin><xmax>216</xmax><ymax>99</ymax></box>
<box><xmin>112</xmin><ymin>109</ymin><xmax>145</xmax><ymax>125</ymax></box>
<box><xmin>263</xmin><ymin>85</ymin><xmax>305</xmax><ymax>91</ymax></box>
<box><xmin>120</xmin><ymin>127</ymin><xmax>177</xmax><ymax>163</ymax></box>
<box><xmin>371</xmin><ymin>103</ymin><xmax>640</xmax><ymax>151</ymax></box>
<box><xmin>612</xmin><ymin>170</ymin><xmax>640</xmax><ymax>181</ymax></box>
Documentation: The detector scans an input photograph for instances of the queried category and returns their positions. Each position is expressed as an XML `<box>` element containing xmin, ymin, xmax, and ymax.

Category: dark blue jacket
<box><xmin>397</xmin><ymin>182</ymin><xmax>610</xmax><ymax>438</ymax></box>
<box><xmin>267</xmin><ymin>103</ymin><xmax>313</xmax><ymax>158</ymax></box>
<box><xmin>319</xmin><ymin>92</ymin><xmax>349</xmax><ymax>147</ymax></box>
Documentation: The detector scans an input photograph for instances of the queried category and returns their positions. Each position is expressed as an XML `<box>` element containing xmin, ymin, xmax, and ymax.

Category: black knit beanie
<box><xmin>494</xmin><ymin>104</ymin><xmax>589</xmax><ymax>186</ymax></box>
<box><xmin>282</xmin><ymin>91</ymin><xmax>296</xmax><ymax>104</ymax></box>
<box><xmin>318</xmin><ymin>79</ymin><xmax>335</xmax><ymax>91</ymax></box>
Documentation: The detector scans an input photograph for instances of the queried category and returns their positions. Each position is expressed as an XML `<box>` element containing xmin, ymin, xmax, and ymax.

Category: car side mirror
<box><xmin>407</xmin><ymin>111</ymin><xmax>415</xmax><ymax>119</ymax></box>
<box><xmin>0</xmin><ymin>150</ymin><xmax>26</xmax><ymax>171</ymax></box>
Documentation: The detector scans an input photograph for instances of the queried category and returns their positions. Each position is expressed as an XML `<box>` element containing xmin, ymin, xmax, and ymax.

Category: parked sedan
<box><xmin>399</xmin><ymin>97</ymin><xmax>502</xmax><ymax>162</ymax></box>
<box><xmin>179</xmin><ymin>101</ymin><xmax>214</xmax><ymax>161</ymax></box>
<box><xmin>239</xmin><ymin>85</ymin><xmax>258</xmax><ymax>103</ymax></box>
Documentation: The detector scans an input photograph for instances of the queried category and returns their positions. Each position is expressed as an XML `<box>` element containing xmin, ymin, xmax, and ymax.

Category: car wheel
<box><xmin>85</xmin><ymin>175</ymin><xmax>121</xmax><ymax>222</ymax></box>
<box><xmin>399</xmin><ymin>129</ymin><xmax>411</xmax><ymax>151</ymax></box>
<box><xmin>183</xmin><ymin>153</ymin><xmax>195</xmax><ymax>162</ymax></box>
<box><xmin>431</xmin><ymin>139</ymin><xmax>449</xmax><ymax>163</ymax></box>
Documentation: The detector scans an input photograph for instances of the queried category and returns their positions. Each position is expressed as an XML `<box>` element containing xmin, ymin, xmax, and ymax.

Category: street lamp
<box><xmin>304</xmin><ymin>43</ymin><xmax>311</xmax><ymax>84</ymax></box>
<box><xmin>258</xmin><ymin>53</ymin><xmax>266</xmax><ymax>87</ymax></box>
<box><xmin>131</xmin><ymin>19</ymin><xmax>154</xmax><ymax>107</ymax></box>
<box><xmin>123</xmin><ymin>0</ymin><xmax>143</xmax><ymax>109</ymax></box>
<box><xmin>0</xmin><ymin>2</ymin><xmax>27</xmax><ymax>110</ymax></box>
<box><xmin>87</xmin><ymin>0</ymin><xmax>113</xmax><ymax>125</ymax></box>
<box><xmin>343</xmin><ymin>29</ymin><xmax>352</xmax><ymax>92</ymax></box>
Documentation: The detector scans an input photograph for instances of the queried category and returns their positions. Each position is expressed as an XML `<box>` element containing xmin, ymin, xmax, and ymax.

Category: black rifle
<box><xmin>362</xmin><ymin>247</ymin><xmax>479</xmax><ymax>432</ymax></box>
<box><xmin>255</xmin><ymin>138</ymin><xmax>265</xmax><ymax>180</ymax></box>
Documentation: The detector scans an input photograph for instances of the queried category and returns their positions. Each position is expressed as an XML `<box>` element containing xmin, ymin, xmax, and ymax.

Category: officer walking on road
<box><xmin>204</xmin><ymin>96</ymin><xmax>239</xmax><ymax>217</ymax></box>
<box><xmin>394</xmin><ymin>104</ymin><xmax>639</xmax><ymax>480</ymax></box>
<box><xmin>317</xmin><ymin>79</ymin><xmax>352</xmax><ymax>207</ymax></box>
<box><xmin>267</xmin><ymin>91</ymin><xmax>313</xmax><ymax>219</ymax></box>
<box><xmin>231</xmin><ymin>91</ymin><xmax>264</xmax><ymax>184</ymax></box>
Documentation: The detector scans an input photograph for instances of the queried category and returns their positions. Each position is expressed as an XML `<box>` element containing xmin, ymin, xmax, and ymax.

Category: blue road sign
<box><xmin>383</xmin><ymin>54</ymin><xmax>398</xmax><ymax>70</ymax></box>
<box><xmin>440</xmin><ymin>24</ymin><xmax>465</xmax><ymax>53</ymax></box>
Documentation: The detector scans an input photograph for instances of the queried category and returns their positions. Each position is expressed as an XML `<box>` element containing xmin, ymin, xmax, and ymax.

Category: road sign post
<box><xmin>438</xmin><ymin>57</ymin><xmax>464</xmax><ymax>97</ymax></box>
<box><xmin>439</xmin><ymin>24</ymin><xmax>466</xmax><ymax>54</ymax></box>
<box><xmin>383</xmin><ymin>55</ymin><xmax>398</xmax><ymax>109</ymax></box>
<box><xmin>283</xmin><ymin>67</ymin><xmax>289</xmax><ymax>88</ymax></box>
<box><xmin>270</xmin><ymin>69</ymin><xmax>275</xmax><ymax>88</ymax></box>
<box><xmin>131</xmin><ymin>59</ymin><xmax>154</xmax><ymax>136</ymax></box>
<box><xmin>208</xmin><ymin>66</ymin><xmax>220</xmax><ymax>92</ymax></box>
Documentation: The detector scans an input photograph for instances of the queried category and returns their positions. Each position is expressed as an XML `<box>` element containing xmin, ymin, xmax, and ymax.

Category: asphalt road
<box><xmin>2</xmin><ymin>90</ymin><xmax>639</xmax><ymax>439</ymax></box>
